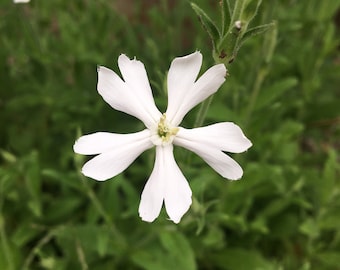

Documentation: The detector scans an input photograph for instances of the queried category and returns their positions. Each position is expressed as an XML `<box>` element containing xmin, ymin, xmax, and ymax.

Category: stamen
<box><xmin>150</xmin><ymin>113</ymin><xmax>179</xmax><ymax>146</ymax></box>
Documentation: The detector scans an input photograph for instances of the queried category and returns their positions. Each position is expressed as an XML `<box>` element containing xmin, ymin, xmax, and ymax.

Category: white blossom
<box><xmin>14</xmin><ymin>0</ymin><xmax>30</xmax><ymax>3</ymax></box>
<box><xmin>74</xmin><ymin>52</ymin><xmax>252</xmax><ymax>223</ymax></box>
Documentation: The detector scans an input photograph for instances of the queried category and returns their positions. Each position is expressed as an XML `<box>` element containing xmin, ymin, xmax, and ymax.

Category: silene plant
<box><xmin>74</xmin><ymin>51</ymin><xmax>252</xmax><ymax>223</ymax></box>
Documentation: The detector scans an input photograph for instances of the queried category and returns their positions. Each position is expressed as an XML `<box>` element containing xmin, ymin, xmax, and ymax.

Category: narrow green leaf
<box><xmin>318</xmin><ymin>207</ymin><xmax>340</xmax><ymax>230</ymax></box>
<box><xmin>97</xmin><ymin>229</ymin><xmax>110</xmax><ymax>257</ymax></box>
<box><xmin>254</xmin><ymin>77</ymin><xmax>298</xmax><ymax>110</ymax></box>
<box><xmin>191</xmin><ymin>2</ymin><xmax>221</xmax><ymax>49</ymax></box>
<box><xmin>316</xmin><ymin>252</ymin><xmax>340</xmax><ymax>268</ymax></box>
<box><xmin>25</xmin><ymin>151</ymin><xmax>42</xmax><ymax>217</ymax></box>
<box><xmin>160</xmin><ymin>231</ymin><xmax>196</xmax><ymax>270</ymax></box>
<box><xmin>263</xmin><ymin>21</ymin><xmax>278</xmax><ymax>63</ymax></box>
<box><xmin>242</xmin><ymin>0</ymin><xmax>263</xmax><ymax>23</ymax></box>
<box><xmin>241</xmin><ymin>22</ymin><xmax>275</xmax><ymax>43</ymax></box>
<box><xmin>0</xmin><ymin>150</ymin><xmax>17</xmax><ymax>163</ymax></box>
<box><xmin>229</xmin><ymin>0</ymin><xmax>247</xmax><ymax>32</ymax></box>
<box><xmin>299</xmin><ymin>218</ymin><xmax>319</xmax><ymax>238</ymax></box>
<box><xmin>221</xmin><ymin>0</ymin><xmax>232</xmax><ymax>35</ymax></box>
<box><xmin>212</xmin><ymin>248</ymin><xmax>276</xmax><ymax>270</ymax></box>
<box><xmin>132</xmin><ymin>231</ymin><xmax>196</xmax><ymax>270</ymax></box>
<box><xmin>319</xmin><ymin>149</ymin><xmax>337</xmax><ymax>204</ymax></box>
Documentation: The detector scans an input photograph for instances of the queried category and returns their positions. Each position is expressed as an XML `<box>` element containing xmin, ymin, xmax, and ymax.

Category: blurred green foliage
<box><xmin>1</xmin><ymin>0</ymin><xmax>340</xmax><ymax>269</ymax></box>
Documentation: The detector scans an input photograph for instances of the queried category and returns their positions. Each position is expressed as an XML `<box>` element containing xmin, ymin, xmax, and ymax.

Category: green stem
<box><xmin>244</xmin><ymin>67</ymin><xmax>268</xmax><ymax>125</ymax></box>
<box><xmin>22</xmin><ymin>227</ymin><xmax>59</xmax><ymax>270</ymax></box>
<box><xmin>79</xmin><ymin>175</ymin><xmax>127</xmax><ymax>248</ymax></box>
<box><xmin>75</xmin><ymin>238</ymin><xmax>89</xmax><ymax>270</ymax></box>
<box><xmin>194</xmin><ymin>94</ymin><xmax>214</xmax><ymax>128</ymax></box>
<box><xmin>0</xmin><ymin>217</ymin><xmax>14</xmax><ymax>270</ymax></box>
<box><xmin>0</xmin><ymin>178</ymin><xmax>14</xmax><ymax>270</ymax></box>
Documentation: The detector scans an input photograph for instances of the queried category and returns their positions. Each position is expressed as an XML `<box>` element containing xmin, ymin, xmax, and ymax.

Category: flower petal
<box><xmin>174</xmin><ymin>137</ymin><xmax>244</xmax><ymax>180</ymax></box>
<box><xmin>162</xmin><ymin>145</ymin><xmax>192</xmax><ymax>223</ymax></box>
<box><xmin>118</xmin><ymin>54</ymin><xmax>161</xmax><ymax>124</ymax></box>
<box><xmin>175</xmin><ymin>123</ymin><xmax>252</xmax><ymax>153</ymax></box>
<box><xmin>97</xmin><ymin>60</ymin><xmax>161</xmax><ymax>128</ymax></box>
<box><xmin>73</xmin><ymin>129</ymin><xmax>151</xmax><ymax>155</ymax></box>
<box><xmin>166</xmin><ymin>52</ymin><xmax>202</xmax><ymax>124</ymax></box>
<box><xmin>79</xmin><ymin>130</ymin><xmax>153</xmax><ymax>181</ymax></box>
<box><xmin>138</xmin><ymin>147</ymin><xmax>165</xmax><ymax>223</ymax></box>
<box><xmin>139</xmin><ymin>145</ymin><xmax>192</xmax><ymax>223</ymax></box>
<box><xmin>14</xmin><ymin>0</ymin><xmax>30</xmax><ymax>3</ymax></box>
<box><xmin>166</xmin><ymin>55</ymin><xmax>227</xmax><ymax>126</ymax></box>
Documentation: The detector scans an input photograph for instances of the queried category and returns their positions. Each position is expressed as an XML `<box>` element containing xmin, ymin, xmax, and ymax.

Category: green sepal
<box><xmin>215</xmin><ymin>25</ymin><xmax>242</xmax><ymax>64</ymax></box>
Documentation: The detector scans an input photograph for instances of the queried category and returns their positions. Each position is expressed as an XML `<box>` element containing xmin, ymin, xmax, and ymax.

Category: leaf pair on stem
<box><xmin>191</xmin><ymin>0</ymin><xmax>275</xmax><ymax>66</ymax></box>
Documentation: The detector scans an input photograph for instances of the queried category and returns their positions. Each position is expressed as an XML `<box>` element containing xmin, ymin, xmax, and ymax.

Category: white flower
<box><xmin>14</xmin><ymin>0</ymin><xmax>30</xmax><ymax>3</ymax></box>
<box><xmin>74</xmin><ymin>52</ymin><xmax>252</xmax><ymax>223</ymax></box>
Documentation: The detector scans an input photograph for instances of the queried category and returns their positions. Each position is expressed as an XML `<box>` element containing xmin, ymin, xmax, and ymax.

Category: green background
<box><xmin>1</xmin><ymin>0</ymin><xmax>340</xmax><ymax>269</ymax></box>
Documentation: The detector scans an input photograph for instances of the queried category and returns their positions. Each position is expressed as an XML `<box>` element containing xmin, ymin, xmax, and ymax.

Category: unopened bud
<box><xmin>235</xmin><ymin>20</ymin><xmax>242</xmax><ymax>30</ymax></box>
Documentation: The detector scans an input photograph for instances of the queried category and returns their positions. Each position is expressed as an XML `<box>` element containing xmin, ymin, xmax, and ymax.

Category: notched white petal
<box><xmin>174</xmin><ymin>137</ymin><xmax>244</xmax><ymax>180</ymax></box>
<box><xmin>138</xmin><ymin>145</ymin><xmax>192</xmax><ymax>223</ymax></box>
<box><xmin>138</xmin><ymin>146</ymin><xmax>165</xmax><ymax>222</ymax></box>
<box><xmin>97</xmin><ymin>65</ymin><xmax>159</xmax><ymax>128</ymax></box>
<box><xmin>166</xmin><ymin>52</ymin><xmax>203</xmax><ymax>124</ymax></box>
<box><xmin>73</xmin><ymin>130</ymin><xmax>151</xmax><ymax>155</ymax></box>
<box><xmin>118</xmin><ymin>54</ymin><xmax>161</xmax><ymax>123</ymax></box>
<box><xmin>201</xmin><ymin>149</ymin><xmax>244</xmax><ymax>180</ymax></box>
<box><xmin>80</xmin><ymin>131</ymin><xmax>153</xmax><ymax>181</ymax></box>
<box><xmin>168</xmin><ymin>63</ymin><xmax>227</xmax><ymax>126</ymax></box>
<box><xmin>163</xmin><ymin>145</ymin><xmax>192</xmax><ymax>223</ymax></box>
<box><xmin>97</xmin><ymin>66</ymin><xmax>141</xmax><ymax>115</ymax></box>
<box><xmin>176</xmin><ymin>123</ymin><xmax>252</xmax><ymax>153</ymax></box>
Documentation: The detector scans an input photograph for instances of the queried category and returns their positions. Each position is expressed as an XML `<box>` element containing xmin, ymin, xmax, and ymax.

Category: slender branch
<box><xmin>22</xmin><ymin>227</ymin><xmax>59</xmax><ymax>270</ymax></box>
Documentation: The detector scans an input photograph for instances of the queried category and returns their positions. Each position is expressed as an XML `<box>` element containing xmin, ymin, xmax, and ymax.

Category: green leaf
<box><xmin>299</xmin><ymin>218</ymin><xmax>319</xmax><ymax>239</ymax></box>
<box><xmin>221</xmin><ymin>0</ymin><xmax>232</xmax><ymax>35</ymax></box>
<box><xmin>257</xmin><ymin>197</ymin><xmax>291</xmax><ymax>219</ymax></box>
<box><xmin>229</xmin><ymin>0</ymin><xmax>247</xmax><ymax>28</ymax></box>
<box><xmin>318</xmin><ymin>206</ymin><xmax>340</xmax><ymax>230</ymax></box>
<box><xmin>11</xmin><ymin>222</ymin><xmax>41</xmax><ymax>247</ymax></box>
<box><xmin>319</xmin><ymin>149</ymin><xmax>337</xmax><ymax>204</ymax></box>
<box><xmin>0</xmin><ymin>228</ymin><xmax>21</xmax><ymax>270</ymax></box>
<box><xmin>159</xmin><ymin>231</ymin><xmax>196</xmax><ymax>270</ymax></box>
<box><xmin>55</xmin><ymin>225</ymin><xmax>121</xmax><ymax>260</ymax></box>
<box><xmin>132</xmin><ymin>231</ymin><xmax>196</xmax><ymax>270</ymax></box>
<box><xmin>191</xmin><ymin>2</ymin><xmax>221</xmax><ymax>49</ymax></box>
<box><xmin>316</xmin><ymin>252</ymin><xmax>340</xmax><ymax>268</ymax></box>
<box><xmin>212</xmin><ymin>248</ymin><xmax>277</xmax><ymax>270</ymax></box>
<box><xmin>202</xmin><ymin>226</ymin><xmax>225</xmax><ymax>248</ymax></box>
<box><xmin>131</xmin><ymin>248</ymin><xmax>166</xmax><ymax>270</ymax></box>
<box><xmin>242</xmin><ymin>22</ymin><xmax>275</xmax><ymax>44</ymax></box>
<box><xmin>242</xmin><ymin>0</ymin><xmax>263</xmax><ymax>23</ymax></box>
<box><xmin>0</xmin><ymin>150</ymin><xmax>17</xmax><ymax>163</ymax></box>
<box><xmin>24</xmin><ymin>151</ymin><xmax>42</xmax><ymax>217</ymax></box>
<box><xmin>255</xmin><ymin>77</ymin><xmax>298</xmax><ymax>110</ymax></box>
<box><xmin>96</xmin><ymin>229</ymin><xmax>110</xmax><ymax>257</ymax></box>
<box><xmin>45</xmin><ymin>197</ymin><xmax>83</xmax><ymax>222</ymax></box>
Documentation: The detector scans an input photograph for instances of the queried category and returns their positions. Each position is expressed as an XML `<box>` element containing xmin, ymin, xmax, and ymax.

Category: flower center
<box><xmin>150</xmin><ymin>113</ymin><xmax>179</xmax><ymax>146</ymax></box>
